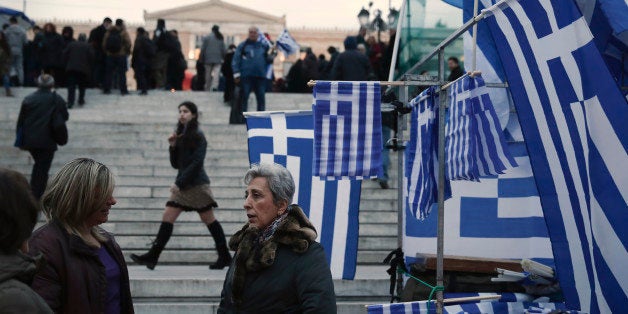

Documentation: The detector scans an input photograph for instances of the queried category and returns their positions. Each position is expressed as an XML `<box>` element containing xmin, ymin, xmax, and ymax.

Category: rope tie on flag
<box><xmin>397</xmin><ymin>267</ymin><xmax>445</xmax><ymax>311</ymax></box>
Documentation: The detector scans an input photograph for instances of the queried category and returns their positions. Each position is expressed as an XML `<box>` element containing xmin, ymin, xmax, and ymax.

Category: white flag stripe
<box><xmin>286</xmin><ymin>155</ymin><xmax>301</xmax><ymax>204</ymax></box>
<box><xmin>330</xmin><ymin>181</ymin><xmax>351</xmax><ymax>278</ymax></box>
<box><xmin>247</xmin><ymin>128</ymin><xmax>313</xmax><ymax>139</ymax></box>
<box><xmin>320</xmin><ymin>116</ymin><xmax>330</xmax><ymax>176</ymax></box>
<box><xmin>497</xmin><ymin>197</ymin><xmax>544</xmax><ymax>218</ymax></box>
<box><xmin>333</xmin><ymin>116</ymin><xmax>344</xmax><ymax>176</ymax></box>
<box><xmin>309</xmin><ymin>178</ymin><xmax>325</xmax><ymax>243</ymax></box>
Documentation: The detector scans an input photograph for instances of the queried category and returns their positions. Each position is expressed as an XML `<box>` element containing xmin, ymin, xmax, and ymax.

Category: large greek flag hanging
<box><xmin>445</xmin><ymin>74</ymin><xmax>517</xmax><ymax>181</ymax></box>
<box><xmin>485</xmin><ymin>0</ymin><xmax>628</xmax><ymax>312</ymax></box>
<box><xmin>246</xmin><ymin>111</ymin><xmax>361</xmax><ymax>280</ymax></box>
<box><xmin>313</xmin><ymin>81</ymin><xmax>383</xmax><ymax>180</ymax></box>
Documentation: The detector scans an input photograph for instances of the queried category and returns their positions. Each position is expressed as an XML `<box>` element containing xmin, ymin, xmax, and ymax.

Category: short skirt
<box><xmin>166</xmin><ymin>184</ymin><xmax>219</xmax><ymax>213</ymax></box>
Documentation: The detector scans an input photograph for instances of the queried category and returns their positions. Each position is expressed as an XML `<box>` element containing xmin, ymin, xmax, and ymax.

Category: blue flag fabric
<box><xmin>485</xmin><ymin>0</ymin><xmax>628</xmax><ymax>312</ymax></box>
<box><xmin>445</xmin><ymin>75</ymin><xmax>517</xmax><ymax>181</ymax></box>
<box><xmin>276</xmin><ymin>29</ymin><xmax>300</xmax><ymax>56</ymax></box>
<box><xmin>404</xmin><ymin>111</ymin><xmax>554</xmax><ymax>264</ymax></box>
<box><xmin>405</xmin><ymin>87</ymin><xmax>451</xmax><ymax>220</ymax></box>
<box><xmin>313</xmin><ymin>81</ymin><xmax>383</xmax><ymax>180</ymax></box>
<box><xmin>246</xmin><ymin>111</ymin><xmax>361</xmax><ymax>280</ymax></box>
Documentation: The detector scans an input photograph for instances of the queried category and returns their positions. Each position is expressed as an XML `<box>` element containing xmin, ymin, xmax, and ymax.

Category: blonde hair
<box><xmin>41</xmin><ymin>158</ymin><xmax>115</xmax><ymax>243</ymax></box>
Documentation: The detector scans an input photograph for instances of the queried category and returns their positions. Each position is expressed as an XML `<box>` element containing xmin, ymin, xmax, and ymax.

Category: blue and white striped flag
<box><xmin>485</xmin><ymin>0</ymin><xmax>628</xmax><ymax>312</ymax></box>
<box><xmin>367</xmin><ymin>300</ymin><xmax>576</xmax><ymax>314</ymax></box>
<box><xmin>445</xmin><ymin>75</ymin><xmax>517</xmax><ymax>181</ymax></box>
<box><xmin>276</xmin><ymin>29</ymin><xmax>300</xmax><ymax>56</ymax></box>
<box><xmin>313</xmin><ymin>81</ymin><xmax>383</xmax><ymax>180</ymax></box>
<box><xmin>405</xmin><ymin>86</ymin><xmax>450</xmax><ymax>220</ymax></box>
<box><xmin>405</xmin><ymin>111</ymin><xmax>554</xmax><ymax>263</ymax></box>
<box><xmin>246</xmin><ymin>111</ymin><xmax>361</xmax><ymax>280</ymax></box>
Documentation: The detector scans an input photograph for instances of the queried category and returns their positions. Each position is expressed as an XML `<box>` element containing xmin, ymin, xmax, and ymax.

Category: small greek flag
<box><xmin>276</xmin><ymin>29</ymin><xmax>300</xmax><ymax>56</ymax></box>
<box><xmin>313</xmin><ymin>81</ymin><xmax>383</xmax><ymax>180</ymax></box>
<box><xmin>405</xmin><ymin>86</ymin><xmax>450</xmax><ymax>220</ymax></box>
<box><xmin>445</xmin><ymin>75</ymin><xmax>516</xmax><ymax>181</ymax></box>
<box><xmin>257</xmin><ymin>28</ymin><xmax>272</xmax><ymax>48</ymax></box>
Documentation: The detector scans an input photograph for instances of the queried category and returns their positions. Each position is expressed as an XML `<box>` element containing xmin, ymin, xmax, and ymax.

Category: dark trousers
<box><xmin>67</xmin><ymin>71</ymin><xmax>87</xmax><ymax>106</ymax></box>
<box><xmin>134</xmin><ymin>62</ymin><xmax>150</xmax><ymax>93</ymax></box>
<box><xmin>104</xmin><ymin>55</ymin><xmax>128</xmax><ymax>93</ymax></box>
<box><xmin>29</xmin><ymin>149</ymin><xmax>55</xmax><ymax>199</ymax></box>
<box><xmin>241</xmin><ymin>76</ymin><xmax>266</xmax><ymax>112</ymax></box>
<box><xmin>223</xmin><ymin>77</ymin><xmax>235</xmax><ymax>103</ymax></box>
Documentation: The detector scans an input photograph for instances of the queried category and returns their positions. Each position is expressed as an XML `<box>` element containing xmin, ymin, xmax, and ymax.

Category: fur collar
<box><xmin>228</xmin><ymin>205</ymin><xmax>317</xmax><ymax>303</ymax></box>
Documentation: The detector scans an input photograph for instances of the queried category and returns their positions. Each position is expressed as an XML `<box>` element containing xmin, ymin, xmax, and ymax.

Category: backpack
<box><xmin>105</xmin><ymin>29</ymin><xmax>122</xmax><ymax>53</ymax></box>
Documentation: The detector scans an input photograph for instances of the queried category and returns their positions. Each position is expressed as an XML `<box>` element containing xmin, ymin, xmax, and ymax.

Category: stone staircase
<box><xmin>0</xmin><ymin>88</ymin><xmax>400</xmax><ymax>313</ymax></box>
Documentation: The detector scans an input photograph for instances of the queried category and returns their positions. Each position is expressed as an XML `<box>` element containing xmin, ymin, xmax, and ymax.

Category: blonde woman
<box><xmin>28</xmin><ymin>158</ymin><xmax>134</xmax><ymax>314</ymax></box>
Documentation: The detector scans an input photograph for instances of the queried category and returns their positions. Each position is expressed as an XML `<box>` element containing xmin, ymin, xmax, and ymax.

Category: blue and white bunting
<box><xmin>246</xmin><ymin>111</ymin><xmax>361</xmax><ymax>280</ymax></box>
<box><xmin>485</xmin><ymin>0</ymin><xmax>628</xmax><ymax>312</ymax></box>
<box><xmin>445</xmin><ymin>74</ymin><xmax>517</xmax><ymax>181</ymax></box>
<box><xmin>276</xmin><ymin>29</ymin><xmax>300</xmax><ymax>56</ymax></box>
<box><xmin>313</xmin><ymin>81</ymin><xmax>383</xmax><ymax>180</ymax></box>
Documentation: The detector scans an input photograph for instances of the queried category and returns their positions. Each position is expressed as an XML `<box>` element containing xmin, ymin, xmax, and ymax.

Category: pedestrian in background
<box><xmin>218</xmin><ymin>163</ymin><xmax>337</xmax><ymax>313</ymax></box>
<box><xmin>88</xmin><ymin>17</ymin><xmax>112</xmax><ymax>88</ymax></box>
<box><xmin>447</xmin><ymin>56</ymin><xmax>464</xmax><ymax>82</ymax></box>
<box><xmin>29</xmin><ymin>158</ymin><xmax>134</xmax><ymax>314</ymax></box>
<box><xmin>0</xmin><ymin>32</ymin><xmax>13</xmax><ymax>96</ymax></box>
<box><xmin>132</xmin><ymin>27</ymin><xmax>156</xmax><ymax>95</ymax></box>
<box><xmin>63</xmin><ymin>33</ymin><xmax>93</xmax><ymax>108</ymax></box>
<box><xmin>152</xmin><ymin>19</ymin><xmax>170</xmax><ymax>89</ymax></box>
<box><xmin>39</xmin><ymin>23</ymin><xmax>65</xmax><ymax>84</ymax></box>
<box><xmin>200</xmin><ymin>24</ymin><xmax>226</xmax><ymax>92</ymax></box>
<box><xmin>102</xmin><ymin>18</ymin><xmax>131</xmax><ymax>95</ymax></box>
<box><xmin>0</xmin><ymin>168</ymin><xmax>53</xmax><ymax>314</ymax></box>
<box><xmin>232</xmin><ymin>26</ymin><xmax>276</xmax><ymax>112</ymax></box>
<box><xmin>15</xmin><ymin>74</ymin><xmax>68</xmax><ymax>199</ymax></box>
<box><xmin>221</xmin><ymin>44</ymin><xmax>236</xmax><ymax>103</ymax></box>
<box><xmin>331</xmin><ymin>36</ymin><xmax>373</xmax><ymax>81</ymax></box>
<box><xmin>166</xmin><ymin>29</ymin><xmax>186</xmax><ymax>91</ymax></box>
<box><xmin>131</xmin><ymin>102</ymin><xmax>232</xmax><ymax>270</ymax></box>
<box><xmin>4</xmin><ymin>17</ymin><xmax>27</xmax><ymax>86</ymax></box>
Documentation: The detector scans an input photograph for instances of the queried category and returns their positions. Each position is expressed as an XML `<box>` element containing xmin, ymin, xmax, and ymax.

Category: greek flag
<box><xmin>256</xmin><ymin>28</ymin><xmax>272</xmax><ymax>48</ymax></box>
<box><xmin>313</xmin><ymin>81</ymin><xmax>383</xmax><ymax>180</ymax></box>
<box><xmin>404</xmin><ymin>111</ymin><xmax>554</xmax><ymax>264</ymax></box>
<box><xmin>367</xmin><ymin>299</ymin><xmax>575</xmax><ymax>314</ymax></box>
<box><xmin>405</xmin><ymin>86</ymin><xmax>450</xmax><ymax>220</ymax></box>
<box><xmin>485</xmin><ymin>0</ymin><xmax>628</xmax><ymax>312</ymax></box>
<box><xmin>276</xmin><ymin>29</ymin><xmax>300</xmax><ymax>56</ymax></box>
<box><xmin>445</xmin><ymin>75</ymin><xmax>517</xmax><ymax>181</ymax></box>
<box><xmin>246</xmin><ymin>111</ymin><xmax>361</xmax><ymax>280</ymax></box>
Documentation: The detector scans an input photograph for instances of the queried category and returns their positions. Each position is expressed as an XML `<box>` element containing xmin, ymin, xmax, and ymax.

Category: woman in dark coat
<box><xmin>39</xmin><ymin>23</ymin><xmax>65</xmax><ymax>85</ymax></box>
<box><xmin>28</xmin><ymin>158</ymin><xmax>134</xmax><ymax>313</ymax></box>
<box><xmin>131</xmin><ymin>102</ymin><xmax>232</xmax><ymax>270</ymax></box>
<box><xmin>218</xmin><ymin>163</ymin><xmax>337</xmax><ymax>313</ymax></box>
<box><xmin>0</xmin><ymin>168</ymin><xmax>52</xmax><ymax>314</ymax></box>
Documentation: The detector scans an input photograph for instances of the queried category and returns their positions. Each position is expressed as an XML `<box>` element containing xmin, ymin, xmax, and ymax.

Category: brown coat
<box><xmin>28</xmin><ymin>221</ymin><xmax>134</xmax><ymax>314</ymax></box>
<box><xmin>102</xmin><ymin>26</ymin><xmax>132</xmax><ymax>56</ymax></box>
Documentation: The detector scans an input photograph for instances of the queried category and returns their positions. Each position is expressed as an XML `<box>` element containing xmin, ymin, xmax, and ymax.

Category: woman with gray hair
<box><xmin>28</xmin><ymin>158</ymin><xmax>134</xmax><ymax>313</ymax></box>
<box><xmin>218</xmin><ymin>163</ymin><xmax>336</xmax><ymax>313</ymax></box>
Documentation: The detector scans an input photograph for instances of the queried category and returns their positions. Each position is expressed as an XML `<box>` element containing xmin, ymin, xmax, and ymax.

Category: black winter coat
<box><xmin>16</xmin><ymin>89</ymin><xmax>68</xmax><ymax>150</ymax></box>
<box><xmin>64</xmin><ymin>40</ymin><xmax>94</xmax><ymax>76</ymax></box>
<box><xmin>0</xmin><ymin>253</ymin><xmax>53</xmax><ymax>314</ymax></box>
<box><xmin>88</xmin><ymin>25</ymin><xmax>107</xmax><ymax>54</ymax></box>
<box><xmin>132</xmin><ymin>35</ymin><xmax>156</xmax><ymax>69</ymax></box>
<box><xmin>28</xmin><ymin>221</ymin><xmax>134</xmax><ymax>314</ymax></box>
<box><xmin>39</xmin><ymin>32</ymin><xmax>65</xmax><ymax>69</ymax></box>
<box><xmin>331</xmin><ymin>49</ymin><xmax>372</xmax><ymax>81</ymax></box>
<box><xmin>169</xmin><ymin>129</ymin><xmax>210</xmax><ymax>189</ymax></box>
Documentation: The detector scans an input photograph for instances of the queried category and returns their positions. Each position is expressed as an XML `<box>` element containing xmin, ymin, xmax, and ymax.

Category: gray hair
<box><xmin>244</xmin><ymin>163</ymin><xmax>295</xmax><ymax>205</ymax></box>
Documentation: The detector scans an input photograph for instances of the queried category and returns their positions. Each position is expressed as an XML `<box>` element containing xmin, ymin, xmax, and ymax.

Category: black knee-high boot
<box><xmin>130</xmin><ymin>222</ymin><xmax>173</xmax><ymax>270</ymax></box>
<box><xmin>207</xmin><ymin>220</ymin><xmax>232</xmax><ymax>269</ymax></box>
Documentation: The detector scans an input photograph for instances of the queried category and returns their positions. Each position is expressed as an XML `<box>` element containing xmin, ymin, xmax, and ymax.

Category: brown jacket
<box><xmin>102</xmin><ymin>25</ymin><xmax>132</xmax><ymax>56</ymax></box>
<box><xmin>28</xmin><ymin>221</ymin><xmax>134</xmax><ymax>314</ymax></box>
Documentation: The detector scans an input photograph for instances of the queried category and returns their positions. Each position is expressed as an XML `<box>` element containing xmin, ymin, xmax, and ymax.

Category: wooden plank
<box><xmin>417</xmin><ymin>254</ymin><xmax>523</xmax><ymax>274</ymax></box>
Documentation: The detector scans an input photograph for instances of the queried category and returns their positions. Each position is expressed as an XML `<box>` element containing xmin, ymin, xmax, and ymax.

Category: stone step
<box><xmin>132</xmin><ymin>300</ymin><xmax>383</xmax><ymax>314</ymax></box>
<box><xmin>105</xmin><ymin>208</ymin><xmax>398</xmax><ymax>224</ymax></box>
<box><xmin>128</xmin><ymin>265</ymin><xmax>390</xmax><ymax>298</ymax></box>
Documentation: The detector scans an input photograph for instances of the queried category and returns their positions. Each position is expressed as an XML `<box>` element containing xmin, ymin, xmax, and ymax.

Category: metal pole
<box><xmin>436</xmin><ymin>47</ymin><xmax>447</xmax><ymax>314</ymax></box>
<box><xmin>396</xmin><ymin>82</ymin><xmax>408</xmax><ymax>298</ymax></box>
<box><xmin>387</xmin><ymin>0</ymin><xmax>406</xmax><ymax>81</ymax></box>
<box><xmin>471</xmin><ymin>0</ymin><xmax>479</xmax><ymax>70</ymax></box>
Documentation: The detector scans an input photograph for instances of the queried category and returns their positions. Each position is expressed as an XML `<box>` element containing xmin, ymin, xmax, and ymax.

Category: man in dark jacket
<box><xmin>132</xmin><ymin>27</ymin><xmax>156</xmax><ymax>95</ymax></box>
<box><xmin>102</xmin><ymin>19</ymin><xmax>132</xmax><ymax>95</ymax></box>
<box><xmin>447</xmin><ymin>56</ymin><xmax>464</xmax><ymax>82</ymax></box>
<box><xmin>221</xmin><ymin>44</ymin><xmax>236</xmax><ymax>102</ymax></box>
<box><xmin>322</xmin><ymin>46</ymin><xmax>339</xmax><ymax>80</ymax></box>
<box><xmin>152</xmin><ymin>19</ymin><xmax>171</xmax><ymax>89</ymax></box>
<box><xmin>232</xmin><ymin>26</ymin><xmax>276</xmax><ymax>112</ymax></box>
<box><xmin>331</xmin><ymin>36</ymin><xmax>373</xmax><ymax>81</ymax></box>
<box><xmin>15</xmin><ymin>74</ymin><xmax>68</xmax><ymax>199</ymax></box>
<box><xmin>88</xmin><ymin>17</ymin><xmax>112</xmax><ymax>88</ymax></box>
<box><xmin>64</xmin><ymin>33</ymin><xmax>93</xmax><ymax>108</ymax></box>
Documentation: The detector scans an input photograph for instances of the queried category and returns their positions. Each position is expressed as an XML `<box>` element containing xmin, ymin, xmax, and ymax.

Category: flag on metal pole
<box><xmin>246</xmin><ymin>111</ymin><xmax>361</xmax><ymax>280</ymax></box>
<box><xmin>312</xmin><ymin>81</ymin><xmax>383</xmax><ymax>180</ymax></box>
<box><xmin>485</xmin><ymin>0</ymin><xmax>628</xmax><ymax>311</ymax></box>
<box><xmin>276</xmin><ymin>29</ymin><xmax>300</xmax><ymax>56</ymax></box>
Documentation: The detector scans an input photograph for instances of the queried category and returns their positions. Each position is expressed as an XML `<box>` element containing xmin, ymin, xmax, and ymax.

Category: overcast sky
<box><xmin>1</xmin><ymin>0</ymin><xmax>462</xmax><ymax>29</ymax></box>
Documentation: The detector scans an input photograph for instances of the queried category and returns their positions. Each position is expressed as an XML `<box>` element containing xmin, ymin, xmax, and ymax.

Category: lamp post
<box><xmin>357</xmin><ymin>6</ymin><xmax>370</xmax><ymax>28</ymax></box>
<box><xmin>357</xmin><ymin>3</ymin><xmax>400</xmax><ymax>43</ymax></box>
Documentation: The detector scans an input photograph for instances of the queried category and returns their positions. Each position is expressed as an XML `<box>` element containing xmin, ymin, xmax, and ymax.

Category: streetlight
<box><xmin>387</xmin><ymin>7</ymin><xmax>399</xmax><ymax>29</ymax></box>
<box><xmin>357</xmin><ymin>6</ymin><xmax>370</xmax><ymax>28</ymax></box>
<box><xmin>370</xmin><ymin>9</ymin><xmax>387</xmax><ymax>42</ymax></box>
